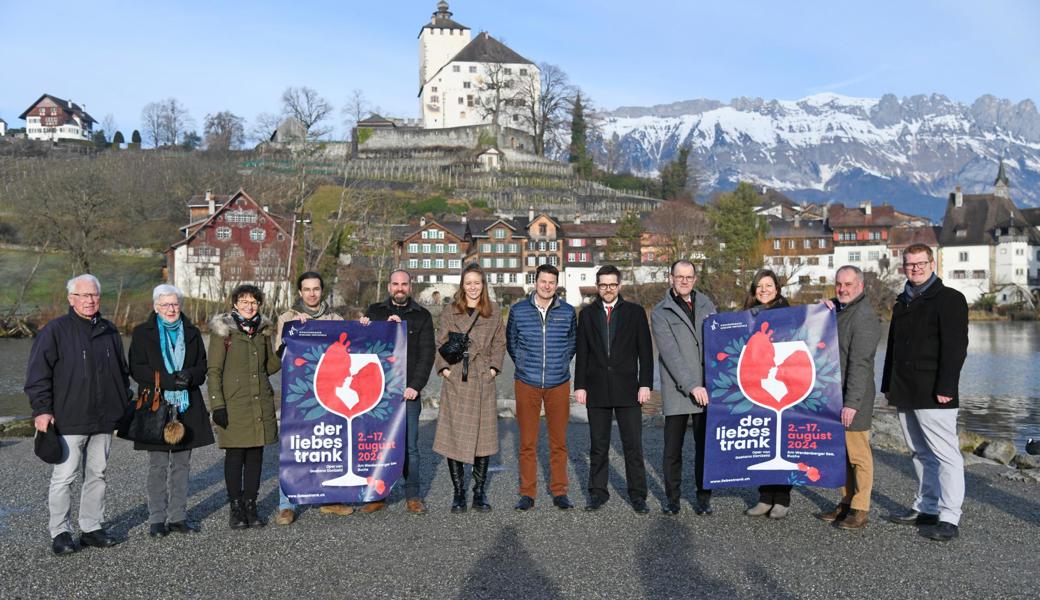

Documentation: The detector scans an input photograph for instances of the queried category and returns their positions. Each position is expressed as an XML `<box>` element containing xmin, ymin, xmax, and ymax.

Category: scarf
<box><xmin>900</xmin><ymin>273</ymin><xmax>938</xmax><ymax>304</ymax></box>
<box><xmin>231</xmin><ymin>310</ymin><xmax>262</xmax><ymax>337</ymax></box>
<box><xmin>293</xmin><ymin>298</ymin><xmax>329</xmax><ymax>319</ymax></box>
<box><xmin>157</xmin><ymin>314</ymin><xmax>188</xmax><ymax>413</ymax></box>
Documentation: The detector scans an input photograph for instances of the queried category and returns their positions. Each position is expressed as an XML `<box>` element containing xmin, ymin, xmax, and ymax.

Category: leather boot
<box><xmin>471</xmin><ymin>456</ymin><xmax>492</xmax><ymax>512</ymax></box>
<box><xmin>228</xmin><ymin>498</ymin><xmax>248</xmax><ymax>530</ymax></box>
<box><xmin>837</xmin><ymin>508</ymin><xmax>869</xmax><ymax>530</ymax></box>
<box><xmin>816</xmin><ymin>503</ymin><xmax>850</xmax><ymax>523</ymax></box>
<box><xmin>244</xmin><ymin>498</ymin><xmax>266</xmax><ymax>528</ymax></box>
<box><xmin>448</xmin><ymin>459</ymin><xmax>467</xmax><ymax>513</ymax></box>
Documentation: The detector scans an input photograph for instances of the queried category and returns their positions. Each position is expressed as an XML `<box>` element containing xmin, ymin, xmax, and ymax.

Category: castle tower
<box><xmin>418</xmin><ymin>1</ymin><xmax>471</xmax><ymax>90</ymax></box>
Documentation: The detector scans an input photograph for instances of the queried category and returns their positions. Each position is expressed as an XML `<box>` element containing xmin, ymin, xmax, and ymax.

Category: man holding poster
<box><xmin>702</xmin><ymin>298</ymin><xmax>846</xmax><ymax>503</ymax></box>
<box><xmin>278</xmin><ymin>319</ymin><xmax>407</xmax><ymax>510</ymax></box>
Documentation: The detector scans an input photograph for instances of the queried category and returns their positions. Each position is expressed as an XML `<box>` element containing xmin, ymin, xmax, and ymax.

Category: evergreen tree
<box><xmin>702</xmin><ymin>181</ymin><xmax>769</xmax><ymax>307</ymax></box>
<box><xmin>660</xmin><ymin>146</ymin><xmax>692</xmax><ymax>201</ymax></box>
<box><xmin>568</xmin><ymin>93</ymin><xmax>593</xmax><ymax>177</ymax></box>
<box><xmin>180</xmin><ymin>130</ymin><xmax>201</xmax><ymax>151</ymax></box>
<box><xmin>112</xmin><ymin>131</ymin><xmax>125</xmax><ymax>145</ymax></box>
<box><xmin>607</xmin><ymin>211</ymin><xmax>644</xmax><ymax>267</ymax></box>
<box><xmin>131</xmin><ymin>130</ymin><xmax>142</xmax><ymax>144</ymax></box>
<box><xmin>91</xmin><ymin>130</ymin><xmax>108</xmax><ymax>148</ymax></box>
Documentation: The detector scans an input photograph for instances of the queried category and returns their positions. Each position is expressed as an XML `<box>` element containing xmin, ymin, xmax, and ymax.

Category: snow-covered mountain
<box><xmin>598</xmin><ymin>93</ymin><xmax>1040</xmax><ymax>220</ymax></box>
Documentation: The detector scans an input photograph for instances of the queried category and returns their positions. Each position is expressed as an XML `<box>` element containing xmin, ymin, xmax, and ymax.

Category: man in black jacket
<box><xmin>361</xmin><ymin>269</ymin><xmax>435</xmax><ymax>514</ymax></box>
<box><xmin>574</xmin><ymin>266</ymin><xmax>653</xmax><ymax>514</ymax></box>
<box><xmin>881</xmin><ymin>244</ymin><xmax>968</xmax><ymax>542</ymax></box>
<box><xmin>25</xmin><ymin>274</ymin><xmax>130</xmax><ymax>555</ymax></box>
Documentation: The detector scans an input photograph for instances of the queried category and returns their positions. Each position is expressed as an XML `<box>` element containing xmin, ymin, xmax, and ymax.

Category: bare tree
<box><xmin>204</xmin><ymin>111</ymin><xmax>246</xmax><ymax>152</ymax></box>
<box><xmin>475</xmin><ymin>63</ymin><xmax>521</xmax><ymax>131</ymax></box>
<box><xmin>342</xmin><ymin>89</ymin><xmax>378</xmax><ymax>139</ymax></box>
<box><xmin>101</xmin><ymin>114</ymin><xmax>117</xmax><ymax>143</ymax></box>
<box><xmin>281</xmin><ymin>86</ymin><xmax>333</xmax><ymax>140</ymax></box>
<box><xmin>645</xmin><ymin>201</ymin><xmax>712</xmax><ymax>265</ymax></box>
<box><xmin>140</xmin><ymin>102</ymin><xmax>164</xmax><ymax>148</ymax></box>
<box><xmin>516</xmin><ymin>62</ymin><xmax>575</xmax><ymax>156</ymax></box>
<box><xmin>603</xmin><ymin>132</ymin><xmax>623</xmax><ymax>175</ymax></box>
<box><xmin>250</xmin><ymin>112</ymin><xmax>282</xmax><ymax>145</ymax></box>
<box><xmin>159</xmin><ymin>98</ymin><xmax>194</xmax><ymax>146</ymax></box>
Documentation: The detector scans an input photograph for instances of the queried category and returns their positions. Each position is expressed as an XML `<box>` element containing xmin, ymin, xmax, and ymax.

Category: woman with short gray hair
<box><xmin>128</xmin><ymin>284</ymin><xmax>214</xmax><ymax>537</ymax></box>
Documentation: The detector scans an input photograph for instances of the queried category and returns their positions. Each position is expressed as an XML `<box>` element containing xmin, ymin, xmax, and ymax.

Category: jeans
<box><xmin>402</xmin><ymin>398</ymin><xmax>422</xmax><ymax>499</ymax></box>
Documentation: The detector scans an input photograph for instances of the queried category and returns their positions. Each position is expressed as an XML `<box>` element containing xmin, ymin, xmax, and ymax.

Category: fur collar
<box><xmin>208</xmin><ymin>312</ymin><xmax>274</xmax><ymax>337</ymax></box>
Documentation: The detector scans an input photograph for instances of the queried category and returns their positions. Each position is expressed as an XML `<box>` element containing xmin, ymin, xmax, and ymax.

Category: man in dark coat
<box><xmin>816</xmin><ymin>266</ymin><xmax>882</xmax><ymax>530</ymax></box>
<box><xmin>574</xmin><ymin>265</ymin><xmax>653</xmax><ymax>513</ymax></box>
<box><xmin>25</xmin><ymin>274</ymin><xmax>130</xmax><ymax>555</ymax></box>
<box><xmin>881</xmin><ymin>244</ymin><xmax>969</xmax><ymax>542</ymax></box>
<box><xmin>362</xmin><ymin>269</ymin><xmax>435</xmax><ymax>514</ymax></box>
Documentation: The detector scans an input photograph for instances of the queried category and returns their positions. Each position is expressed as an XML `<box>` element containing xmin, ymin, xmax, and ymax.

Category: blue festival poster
<box><xmin>702</xmin><ymin>304</ymin><xmax>845</xmax><ymax>488</ymax></box>
<box><xmin>279</xmin><ymin>320</ymin><xmax>407</xmax><ymax>504</ymax></box>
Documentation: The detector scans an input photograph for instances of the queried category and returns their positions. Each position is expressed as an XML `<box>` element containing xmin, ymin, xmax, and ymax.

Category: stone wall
<box><xmin>356</xmin><ymin>125</ymin><xmax>535</xmax><ymax>154</ymax></box>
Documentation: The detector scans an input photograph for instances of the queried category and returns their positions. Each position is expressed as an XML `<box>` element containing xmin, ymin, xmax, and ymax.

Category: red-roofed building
<box><xmin>19</xmin><ymin>94</ymin><xmax>96</xmax><ymax>142</ymax></box>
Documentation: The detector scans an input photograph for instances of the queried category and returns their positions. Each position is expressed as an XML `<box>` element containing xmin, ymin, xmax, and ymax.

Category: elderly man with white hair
<box><xmin>128</xmin><ymin>284</ymin><xmax>214</xmax><ymax>538</ymax></box>
<box><xmin>25</xmin><ymin>274</ymin><xmax>131</xmax><ymax>555</ymax></box>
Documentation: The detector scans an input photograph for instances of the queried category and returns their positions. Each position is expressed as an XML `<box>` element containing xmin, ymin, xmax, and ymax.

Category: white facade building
<box><xmin>19</xmin><ymin>94</ymin><xmax>95</xmax><ymax>142</ymax></box>
<box><xmin>418</xmin><ymin>2</ymin><xmax>539</xmax><ymax>132</ymax></box>
<box><xmin>0</xmin><ymin>118</ymin><xmax>6</xmax><ymax>136</ymax></box>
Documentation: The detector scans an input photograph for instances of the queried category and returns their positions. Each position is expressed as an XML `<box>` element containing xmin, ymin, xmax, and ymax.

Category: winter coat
<box><xmin>25</xmin><ymin>309</ymin><xmax>130</xmax><ymax>435</ymax></box>
<box><xmin>833</xmin><ymin>294</ymin><xmax>882</xmax><ymax>431</ymax></box>
<box><xmin>127</xmin><ymin>314</ymin><xmax>215</xmax><ymax>451</ymax></box>
<box><xmin>365</xmin><ymin>297</ymin><xmax>436</xmax><ymax>397</ymax></box>
<box><xmin>506</xmin><ymin>293</ymin><xmax>576</xmax><ymax>389</ymax></box>
<box><xmin>206</xmin><ymin>313</ymin><xmax>281</xmax><ymax>448</ymax></box>
<box><xmin>881</xmin><ymin>278</ymin><xmax>968</xmax><ymax>410</ymax></box>
<box><xmin>432</xmin><ymin>305</ymin><xmax>506</xmax><ymax>463</ymax></box>
<box><xmin>273</xmin><ymin>305</ymin><xmax>342</xmax><ymax>357</ymax></box>
<box><xmin>651</xmin><ymin>290</ymin><xmax>716</xmax><ymax>416</ymax></box>
<box><xmin>574</xmin><ymin>297</ymin><xmax>654</xmax><ymax>408</ymax></box>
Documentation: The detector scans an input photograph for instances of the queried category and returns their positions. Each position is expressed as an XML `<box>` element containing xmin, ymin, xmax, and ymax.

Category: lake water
<box><xmin>2</xmin><ymin>322</ymin><xmax>1038</xmax><ymax>448</ymax></box>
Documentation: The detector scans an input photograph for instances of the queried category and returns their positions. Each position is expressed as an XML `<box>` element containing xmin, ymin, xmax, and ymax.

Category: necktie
<box><xmin>686</xmin><ymin>300</ymin><xmax>693</xmax><ymax>312</ymax></box>
<box><xmin>605</xmin><ymin>305</ymin><xmax>613</xmax><ymax>325</ymax></box>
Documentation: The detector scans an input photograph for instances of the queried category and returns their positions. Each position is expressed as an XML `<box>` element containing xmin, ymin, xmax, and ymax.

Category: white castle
<box><xmin>417</xmin><ymin>1</ymin><xmax>540</xmax><ymax>132</ymax></box>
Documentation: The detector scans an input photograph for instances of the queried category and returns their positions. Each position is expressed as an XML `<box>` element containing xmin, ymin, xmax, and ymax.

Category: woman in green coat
<box><xmin>207</xmin><ymin>284</ymin><xmax>280</xmax><ymax>529</ymax></box>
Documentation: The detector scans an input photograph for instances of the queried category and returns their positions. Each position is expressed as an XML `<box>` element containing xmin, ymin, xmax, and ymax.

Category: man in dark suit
<box><xmin>574</xmin><ymin>265</ymin><xmax>653</xmax><ymax>514</ymax></box>
<box><xmin>881</xmin><ymin>244</ymin><xmax>968</xmax><ymax>542</ymax></box>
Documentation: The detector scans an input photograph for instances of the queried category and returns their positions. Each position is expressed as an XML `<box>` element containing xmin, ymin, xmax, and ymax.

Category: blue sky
<box><xmin>2</xmin><ymin>0</ymin><xmax>1038</xmax><ymax>139</ymax></box>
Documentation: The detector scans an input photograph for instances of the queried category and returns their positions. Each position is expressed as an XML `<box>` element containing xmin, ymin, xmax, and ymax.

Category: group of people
<box><xmin>25</xmin><ymin>242</ymin><xmax>969</xmax><ymax>555</ymax></box>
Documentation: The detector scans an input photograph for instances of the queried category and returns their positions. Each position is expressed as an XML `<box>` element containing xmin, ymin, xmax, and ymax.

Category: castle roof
<box><xmin>449</xmin><ymin>32</ymin><xmax>534</xmax><ymax>65</ymax></box>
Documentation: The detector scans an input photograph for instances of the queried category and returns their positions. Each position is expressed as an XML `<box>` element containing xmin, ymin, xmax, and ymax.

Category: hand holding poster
<box><xmin>703</xmin><ymin>304</ymin><xmax>845</xmax><ymax>488</ymax></box>
<box><xmin>279</xmin><ymin>320</ymin><xmax>407</xmax><ymax>505</ymax></box>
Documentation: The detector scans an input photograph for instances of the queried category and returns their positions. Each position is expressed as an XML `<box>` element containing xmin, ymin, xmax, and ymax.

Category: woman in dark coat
<box><xmin>741</xmin><ymin>269</ymin><xmax>796</xmax><ymax>520</ymax></box>
<box><xmin>128</xmin><ymin>284</ymin><xmax>214</xmax><ymax>538</ymax></box>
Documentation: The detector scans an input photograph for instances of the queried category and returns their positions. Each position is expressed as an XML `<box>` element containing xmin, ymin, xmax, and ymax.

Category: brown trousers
<box><xmin>841</xmin><ymin>429</ymin><xmax>874</xmax><ymax>511</ymax></box>
<box><xmin>515</xmin><ymin>380</ymin><xmax>571</xmax><ymax>497</ymax></box>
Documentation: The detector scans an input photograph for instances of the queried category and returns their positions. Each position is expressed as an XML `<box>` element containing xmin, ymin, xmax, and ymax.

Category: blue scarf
<box><xmin>157</xmin><ymin>315</ymin><xmax>188</xmax><ymax>413</ymax></box>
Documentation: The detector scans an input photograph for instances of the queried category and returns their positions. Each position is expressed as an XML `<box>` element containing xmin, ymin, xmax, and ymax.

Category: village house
<box><xmin>468</xmin><ymin>217</ymin><xmax>526</xmax><ymax>298</ymax></box>
<box><xmin>18</xmin><ymin>94</ymin><xmax>95</xmax><ymax>142</ymax></box>
<box><xmin>395</xmin><ymin>217</ymin><xmax>469</xmax><ymax>284</ymax></box>
<box><xmin>762</xmin><ymin>216</ymin><xmax>834</xmax><ymax>295</ymax></box>
<box><xmin>166</xmin><ymin>190</ymin><xmax>293</xmax><ymax>307</ymax></box>
<box><xmin>938</xmin><ymin>164</ymin><xmax>1040</xmax><ymax>304</ymax></box>
<box><xmin>0</xmin><ymin>118</ymin><xmax>6</xmax><ymax>136</ymax></box>
<box><xmin>522</xmin><ymin>211</ymin><xmax>563</xmax><ymax>284</ymax></box>
<box><xmin>826</xmin><ymin>201</ymin><xmax>901</xmax><ymax>275</ymax></box>
<box><xmin>888</xmin><ymin>224</ymin><xmax>941</xmax><ymax>278</ymax></box>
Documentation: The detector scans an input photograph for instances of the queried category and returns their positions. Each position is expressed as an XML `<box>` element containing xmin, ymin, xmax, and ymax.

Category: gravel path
<box><xmin>1</xmin><ymin>420</ymin><xmax>1037</xmax><ymax>599</ymax></box>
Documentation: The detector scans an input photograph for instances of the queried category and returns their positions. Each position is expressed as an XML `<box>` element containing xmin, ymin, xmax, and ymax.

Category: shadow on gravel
<box><xmin>636</xmin><ymin>519</ymin><xmax>739</xmax><ymax>598</ymax></box>
<box><xmin>456</xmin><ymin>525</ymin><xmax>561</xmax><ymax>600</ymax></box>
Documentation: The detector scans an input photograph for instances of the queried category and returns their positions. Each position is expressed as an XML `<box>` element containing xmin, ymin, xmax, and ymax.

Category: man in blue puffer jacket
<box><xmin>506</xmin><ymin>264</ymin><xmax>577</xmax><ymax>512</ymax></box>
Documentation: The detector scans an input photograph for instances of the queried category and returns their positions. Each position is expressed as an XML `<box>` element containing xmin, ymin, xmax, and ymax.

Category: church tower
<box><xmin>994</xmin><ymin>159</ymin><xmax>1011</xmax><ymax>199</ymax></box>
<box><xmin>418</xmin><ymin>2</ymin><xmax>471</xmax><ymax>90</ymax></box>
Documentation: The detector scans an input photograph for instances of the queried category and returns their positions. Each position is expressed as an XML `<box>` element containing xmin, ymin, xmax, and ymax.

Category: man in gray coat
<box><xmin>816</xmin><ymin>265</ymin><xmax>882</xmax><ymax>529</ymax></box>
<box><xmin>651</xmin><ymin>260</ymin><xmax>716</xmax><ymax>515</ymax></box>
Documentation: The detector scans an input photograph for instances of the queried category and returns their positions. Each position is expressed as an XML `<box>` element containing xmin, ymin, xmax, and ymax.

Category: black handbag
<box><xmin>438</xmin><ymin>314</ymin><xmax>479</xmax><ymax>381</ymax></box>
<box><xmin>121</xmin><ymin>372</ymin><xmax>185</xmax><ymax>445</ymax></box>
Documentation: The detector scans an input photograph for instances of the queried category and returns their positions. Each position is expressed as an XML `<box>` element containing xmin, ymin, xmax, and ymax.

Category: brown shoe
<box><xmin>406</xmin><ymin>498</ymin><xmax>428</xmax><ymax>515</ymax></box>
<box><xmin>816</xmin><ymin>503</ymin><xmax>850</xmax><ymax>523</ymax></box>
<box><xmin>359</xmin><ymin>501</ymin><xmax>386</xmax><ymax>514</ymax></box>
<box><xmin>318</xmin><ymin>504</ymin><xmax>355</xmax><ymax>516</ymax></box>
<box><xmin>274</xmin><ymin>509</ymin><xmax>295</xmax><ymax>526</ymax></box>
<box><xmin>837</xmin><ymin>509</ymin><xmax>869</xmax><ymax>530</ymax></box>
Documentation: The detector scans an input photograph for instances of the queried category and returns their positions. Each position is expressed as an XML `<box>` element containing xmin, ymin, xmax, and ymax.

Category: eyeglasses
<box><xmin>597</xmin><ymin>283</ymin><xmax>619</xmax><ymax>290</ymax></box>
<box><xmin>672</xmin><ymin>275</ymin><xmax>695</xmax><ymax>282</ymax></box>
<box><xmin>157</xmin><ymin>303</ymin><xmax>180</xmax><ymax>310</ymax></box>
<box><xmin>70</xmin><ymin>293</ymin><xmax>100</xmax><ymax>299</ymax></box>
<box><xmin>236</xmin><ymin>300</ymin><xmax>259</xmax><ymax>307</ymax></box>
<box><xmin>903</xmin><ymin>260</ymin><xmax>931</xmax><ymax>271</ymax></box>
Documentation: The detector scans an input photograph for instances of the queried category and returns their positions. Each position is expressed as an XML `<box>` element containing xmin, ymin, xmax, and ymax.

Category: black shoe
<box><xmin>631</xmin><ymin>498</ymin><xmax>650</xmax><ymax>515</ymax></box>
<box><xmin>585</xmin><ymin>496</ymin><xmax>607</xmax><ymax>511</ymax></box>
<box><xmin>515</xmin><ymin>496</ymin><xmax>535</xmax><ymax>511</ymax></box>
<box><xmin>448</xmin><ymin>459</ymin><xmax>468</xmax><ymax>513</ymax></box>
<box><xmin>244</xmin><ymin>499</ymin><xmax>265</xmax><ymax>528</ymax></box>
<box><xmin>148</xmin><ymin>523</ymin><xmax>169</xmax><ymax>538</ymax></box>
<box><xmin>229</xmin><ymin>499</ymin><xmax>248</xmax><ymax>530</ymax></box>
<box><xmin>167</xmin><ymin>521</ymin><xmax>200</xmax><ymax>534</ymax></box>
<box><xmin>694</xmin><ymin>494</ymin><xmax>714</xmax><ymax>516</ymax></box>
<box><xmin>471</xmin><ymin>456</ymin><xmax>492</xmax><ymax>512</ymax></box>
<box><xmin>662</xmin><ymin>502</ymin><xmax>680</xmax><ymax>515</ymax></box>
<box><xmin>51</xmin><ymin>532</ymin><xmax>77</xmax><ymax>555</ymax></box>
<box><xmin>925</xmin><ymin>521</ymin><xmax>959</xmax><ymax>542</ymax></box>
<box><xmin>552</xmin><ymin>495</ymin><xmax>574</xmax><ymax>510</ymax></box>
<box><xmin>886</xmin><ymin>510</ymin><xmax>939</xmax><ymax>526</ymax></box>
<box><xmin>79</xmin><ymin>529</ymin><xmax>117</xmax><ymax>548</ymax></box>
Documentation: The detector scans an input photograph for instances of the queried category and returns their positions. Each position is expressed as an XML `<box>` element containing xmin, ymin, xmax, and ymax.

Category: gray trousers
<box><xmin>898</xmin><ymin>408</ymin><xmax>964</xmax><ymax>525</ymax></box>
<box><xmin>147</xmin><ymin>450</ymin><xmax>193</xmax><ymax>524</ymax></box>
<box><xmin>48</xmin><ymin>433</ymin><xmax>112</xmax><ymax>538</ymax></box>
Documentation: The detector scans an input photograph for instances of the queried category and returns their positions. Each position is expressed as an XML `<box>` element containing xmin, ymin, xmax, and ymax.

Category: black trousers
<box><xmin>663</xmin><ymin>412</ymin><xmax>711</xmax><ymax>504</ymax></box>
<box><xmin>588</xmin><ymin>406</ymin><xmax>647</xmax><ymax>502</ymax></box>
<box><xmin>224</xmin><ymin>446</ymin><xmax>263</xmax><ymax>501</ymax></box>
<box><xmin>758</xmin><ymin>485</ymin><xmax>792</xmax><ymax>507</ymax></box>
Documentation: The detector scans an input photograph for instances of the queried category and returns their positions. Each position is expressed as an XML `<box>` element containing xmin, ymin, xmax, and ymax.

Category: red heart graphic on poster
<box><xmin>737</xmin><ymin>322</ymin><xmax>816</xmax><ymax>411</ymax></box>
<box><xmin>313</xmin><ymin>337</ymin><xmax>385</xmax><ymax>420</ymax></box>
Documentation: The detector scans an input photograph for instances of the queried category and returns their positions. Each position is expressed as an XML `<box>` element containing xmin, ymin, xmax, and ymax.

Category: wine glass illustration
<box><xmin>312</xmin><ymin>334</ymin><xmax>385</xmax><ymax>486</ymax></box>
<box><xmin>736</xmin><ymin>322</ymin><xmax>816</xmax><ymax>471</ymax></box>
